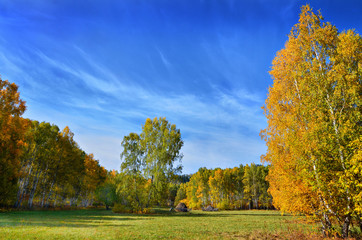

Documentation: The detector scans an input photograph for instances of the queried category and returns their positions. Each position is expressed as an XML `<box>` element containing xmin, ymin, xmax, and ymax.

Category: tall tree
<box><xmin>0</xmin><ymin>77</ymin><xmax>27</xmax><ymax>206</ymax></box>
<box><xmin>120</xmin><ymin>117</ymin><xmax>183</xmax><ymax>210</ymax></box>
<box><xmin>186</xmin><ymin>169</ymin><xmax>210</xmax><ymax>209</ymax></box>
<box><xmin>261</xmin><ymin>5</ymin><xmax>362</xmax><ymax>237</ymax></box>
<box><xmin>242</xmin><ymin>165</ymin><xmax>253</xmax><ymax>209</ymax></box>
<box><xmin>140</xmin><ymin>117</ymin><xmax>183</xmax><ymax>205</ymax></box>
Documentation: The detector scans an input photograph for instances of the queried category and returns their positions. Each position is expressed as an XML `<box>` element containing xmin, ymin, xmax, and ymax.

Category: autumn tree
<box><xmin>39</xmin><ymin>126</ymin><xmax>85</xmax><ymax>208</ymax></box>
<box><xmin>261</xmin><ymin>5</ymin><xmax>362</xmax><ymax>238</ymax></box>
<box><xmin>178</xmin><ymin>165</ymin><xmax>269</xmax><ymax>210</ymax></box>
<box><xmin>242</xmin><ymin>165</ymin><xmax>253</xmax><ymax>209</ymax></box>
<box><xmin>208</xmin><ymin>168</ymin><xmax>225</xmax><ymax>208</ymax></box>
<box><xmin>0</xmin><ymin>77</ymin><xmax>108</xmax><ymax>209</ymax></box>
<box><xmin>79</xmin><ymin>153</ymin><xmax>107</xmax><ymax>207</ymax></box>
<box><xmin>0</xmin><ymin>77</ymin><xmax>27</xmax><ymax>206</ymax></box>
<box><xmin>14</xmin><ymin>120</ymin><xmax>107</xmax><ymax>209</ymax></box>
<box><xmin>16</xmin><ymin>121</ymin><xmax>60</xmax><ymax>208</ymax></box>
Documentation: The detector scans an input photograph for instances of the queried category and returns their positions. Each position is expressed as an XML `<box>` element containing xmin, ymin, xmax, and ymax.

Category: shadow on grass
<box><xmin>112</xmin><ymin>211</ymin><xmax>286</xmax><ymax>218</ymax></box>
<box><xmin>0</xmin><ymin>209</ymin><xmax>291</xmax><ymax>229</ymax></box>
<box><xmin>74</xmin><ymin>216</ymin><xmax>154</xmax><ymax>221</ymax></box>
<box><xmin>0</xmin><ymin>221</ymin><xmax>131</xmax><ymax>228</ymax></box>
<box><xmin>230</xmin><ymin>213</ymin><xmax>291</xmax><ymax>217</ymax></box>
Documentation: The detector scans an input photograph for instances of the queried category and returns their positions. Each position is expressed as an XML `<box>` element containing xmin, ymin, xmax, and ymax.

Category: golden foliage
<box><xmin>261</xmin><ymin>4</ymin><xmax>362</xmax><ymax>237</ymax></box>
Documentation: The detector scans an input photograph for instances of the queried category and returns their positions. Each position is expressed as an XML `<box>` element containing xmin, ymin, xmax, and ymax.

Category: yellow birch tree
<box><xmin>261</xmin><ymin>5</ymin><xmax>362</xmax><ymax>238</ymax></box>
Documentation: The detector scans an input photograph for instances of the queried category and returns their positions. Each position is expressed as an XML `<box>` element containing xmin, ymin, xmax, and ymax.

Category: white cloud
<box><xmin>0</xmin><ymin>43</ymin><xmax>267</xmax><ymax>174</ymax></box>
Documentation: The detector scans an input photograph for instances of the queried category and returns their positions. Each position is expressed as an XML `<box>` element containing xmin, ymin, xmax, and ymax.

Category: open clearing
<box><xmin>0</xmin><ymin>209</ymin><xmax>318</xmax><ymax>239</ymax></box>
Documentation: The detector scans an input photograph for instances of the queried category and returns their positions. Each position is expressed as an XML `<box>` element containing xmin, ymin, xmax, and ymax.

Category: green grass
<box><xmin>0</xmin><ymin>209</ymin><xmax>319</xmax><ymax>239</ymax></box>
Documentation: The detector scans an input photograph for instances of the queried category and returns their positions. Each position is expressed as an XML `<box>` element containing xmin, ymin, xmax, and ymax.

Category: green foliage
<box><xmin>167</xmin><ymin>182</ymin><xmax>179</xmax><ymax>206</ymax></box>
<box><xmin>119</xmin><ymin>117</ymin><xmax>183</xmax><ymax>211</ymax></box>
<box><xmin>116</xmin><ymin>171</ymin><xmax>150</xmax><ymax>212</ymax></box>
<box><xmin>95</xmin><ymin>171</ymin><xmax>118</xmax><ymax>210</ymax></box>
<box><xmin>0</xmin><ymin>77</ymin><xmax>108</xmax><ymax>209</ymax></box>
<box><xmin>216</xmin><ymin>198</ymin><xmax>231</xmax><ymax>210</ymax></box>
<box><xmin>112</xmin><ymin>203</ymin><xmax>133</xmax><ymax>213</ymax></box>
<box><xmin>174</xmin><ymin>183</ymin><xmax>187</xmax><ymax>207</ymax></box>
<box><xmin>13</xmin><ymin>120</ymin><xmax>107</xmax><ymax>209</ymax></box>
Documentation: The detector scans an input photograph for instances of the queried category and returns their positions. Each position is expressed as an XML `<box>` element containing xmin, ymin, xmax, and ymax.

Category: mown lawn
<box><xmin>0</xmin><ymin>209</ymin><xmax>319</xmax><ymax>239</ymax></box>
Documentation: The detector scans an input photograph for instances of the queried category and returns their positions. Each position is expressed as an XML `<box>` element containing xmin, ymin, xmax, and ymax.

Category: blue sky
<box><xmin>0</xmin><ymin>0</ymin><xmax>361</xmax><ymax>173</ymax></box>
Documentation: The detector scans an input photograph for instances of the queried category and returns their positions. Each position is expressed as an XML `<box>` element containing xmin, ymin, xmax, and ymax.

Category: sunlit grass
<box><xmin>0</xmin><ymin>209</ymin><xmax>319</xmax><ymax>239</ymax></box>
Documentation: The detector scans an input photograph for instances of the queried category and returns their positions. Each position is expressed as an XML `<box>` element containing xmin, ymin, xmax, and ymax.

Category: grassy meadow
<box><xmin>0</xmin><ymin>209</ymin><xmax>320</xmax><ymax>240</ymax></box>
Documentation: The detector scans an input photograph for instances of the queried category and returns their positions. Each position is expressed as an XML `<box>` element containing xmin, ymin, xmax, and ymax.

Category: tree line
<box><xmin>1</xmin><ymin>77</ymin><xmax>272</xmax><ymax>213</ymax></box>
<box><xmin>0</xmin><ymin>77</ymin><xmax>107</xmax><ymax>208</ymax></box>
<box><xmin>94</xmin><ymin>117</ymin><xmax>273</xmax><ymax>212</ymax></box>
<box><xmin>261</xmin><ymin>5</ymin><xmax>362</xmax><ymax>238</ymax></box>
<box><xmin>96</xmin><ymin>165</ymin><xmax>272</xmax><ymax>213</ymax></box>
<box><xmin>175</xmin><ymin>164</ymin><xmax>272</xmax><ymax>210</ymax></box>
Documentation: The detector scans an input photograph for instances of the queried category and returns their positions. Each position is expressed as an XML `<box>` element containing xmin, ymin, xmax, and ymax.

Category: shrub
<box><xmin>217</xmin><ymin>199</ymin><xmax>231</xmax><ymax>210</ymax></box>
<box><xmin>112</xmin><ymin>203</ymin><xmax>132</xmax><ymax>213</ymax></box>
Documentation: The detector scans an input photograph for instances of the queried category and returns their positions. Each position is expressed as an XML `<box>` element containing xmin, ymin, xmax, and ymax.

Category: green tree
<box><xmin>174</xmin><ymin>182</ymin><xmax>187</xmax><ymax>206</ymax></box>
<box><xmin>234</xmin><ymin>165</ymin><xmax>245</xmax><ymax>209</ymax></box>
<box><xmin>96</xmin><ymin>170</ymin><xmax>119</xmax><ymax>210</ymax></box>
<box><xmin>258</xmin><ymin>166</ymin><xmax>272</xmax><ymax>209</ymax></box>
<box><xmin>17</xmin><ymin>122</ymin><xmax>92</xmax><ymax>209</ymax></box>
<box><xmin>116</xmin><ymin>171</ymin><xmax>149</xmax><ymax>212</ymax></box>
<box><xmin>120</xmin><ymin>117</ymin><xmax>183</xmax><ymax>210</ymax></box>
<box><xmin>16</xmin><ymin>121</ymin><xmax>60</xmax><ymax>208</ymax></box>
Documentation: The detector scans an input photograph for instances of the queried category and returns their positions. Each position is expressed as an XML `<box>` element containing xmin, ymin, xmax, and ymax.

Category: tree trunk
<box><xmin>40</xmin><ymin>190</ymin><xmax>46</xmax><ymax>208</ymax></box>
<box><xmin>146</xmin><ymin>176</ymin><xmax>154</xmax><ymax>208</ymax></box>
<box><xmin>341</xmin><ymin>215</ymin><xmax>351</xmax><ymax>239</ymax></box>
<box><xmin>15</xmin><ymin>177</ymin><xmax>25</xmax><ymax>208</ymax></box>
<box><xmin>44</xmin><ymin>180</ymin><xmax>55</xmax><ymax>207</ymax></box>
<box><xmin>320</xmin><ymin>212</ymin><xmax>332</xmax><ymax>237</ymax></box>
<box><xmin>357</xmin><ymin>215</ymin><xmax>362</xmax><ymax>234</ymax></box>
<box><xmin>28</xmin><ymin>169</ymin><xmax>42</xmax><ymax>208</ymax></box>
<box><xmin>15</xmin><ymin>162</ymin><xmax>33</xmax><ymax>208</ymax></box>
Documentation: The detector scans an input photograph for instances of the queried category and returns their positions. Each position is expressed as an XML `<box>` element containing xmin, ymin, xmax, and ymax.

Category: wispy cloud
<box><xmin>0</xmin><ymin>43</ymin><xmax>267</xmax><ymax>173</ymax></box>
<box><xmin>0</xmin><ymin>0</ymin><xmax>295</xmax><ymax>173</ymax></box>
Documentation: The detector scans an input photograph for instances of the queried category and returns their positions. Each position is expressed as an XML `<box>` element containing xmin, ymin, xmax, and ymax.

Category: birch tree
<box><xmin>120</xmin><ymin>117</ymin><xmax>183</xmax><ymax>210</ymax></box>
<box><xmin>261</xmin><ymin>5</ymin><xmax>362</xmax><ymax>237</ymax></box>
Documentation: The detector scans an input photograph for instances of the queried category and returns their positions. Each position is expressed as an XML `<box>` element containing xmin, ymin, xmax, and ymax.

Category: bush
<box><xmin>112</xmin><ymin>203</ymin><xmax>133</xmax><ymax>213</ymax></box>
<box><xmin>217</xmin><ymin>199</ymin><xmax>231</xmax><ymax>210</ymax></box>
<box><xmin>112</xmin><ymin>203</ymin><xmax>155</xmax><ymax>214</ymax></box>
